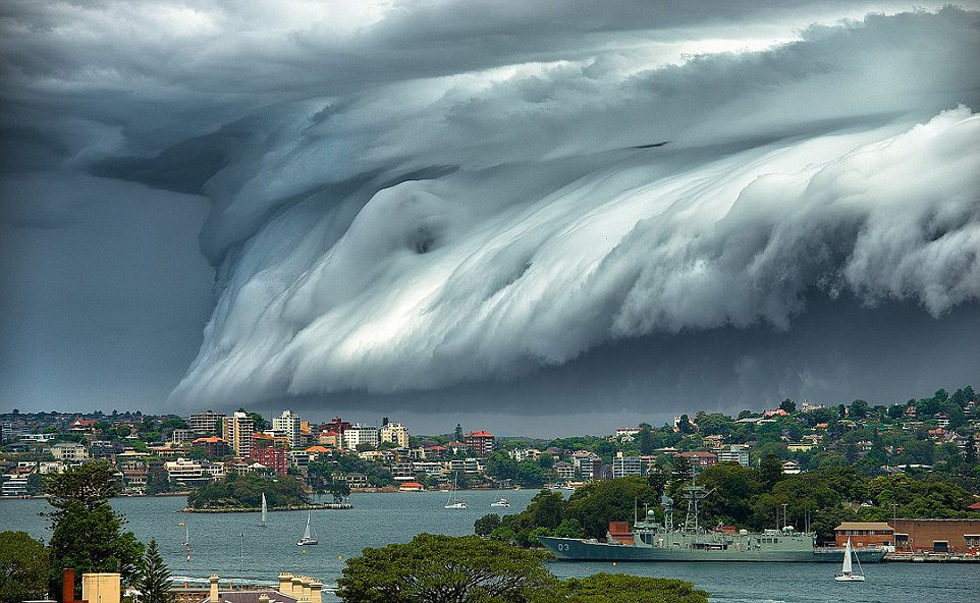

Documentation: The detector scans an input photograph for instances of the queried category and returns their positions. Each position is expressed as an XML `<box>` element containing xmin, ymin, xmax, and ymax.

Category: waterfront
<box><xmin>4</xmin><ymin>493</ymin><xmax>978</xmax><ymax>602</ymax></box>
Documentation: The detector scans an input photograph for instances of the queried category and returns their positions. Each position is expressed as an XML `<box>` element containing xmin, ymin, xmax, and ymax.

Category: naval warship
<box><xmin>539</xmin><ymin>483</ymin><xmax>886</xmax><ymax>563</ymax></box>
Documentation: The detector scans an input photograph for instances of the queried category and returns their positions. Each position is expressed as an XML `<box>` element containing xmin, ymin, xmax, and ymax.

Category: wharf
<box><xmin>884</xmin><ymin>552</ymin><xmax>980</xmax><ymax>562</ymax></box>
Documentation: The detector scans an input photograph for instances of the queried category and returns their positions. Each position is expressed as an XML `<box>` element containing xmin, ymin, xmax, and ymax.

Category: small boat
<box><xmin>444</xmin><ymin>472</ymin><xmax>468</xmax><ymax>509</ymax></box>
<box><xmin>835</xmin><ymin>538</ymin><xmax>866</xmax><ymax>582</ymax></box>
<box><xmin>490</xmin><ymin>498</ymin><xmax>510</xmax><ymax>508</ymax></box>
<box><xmin>297</xmin><ymin>511</ymin><xmax>319</xmax><ymax>546</ymax></box>
<box><xmin>258</xmin><ymin>492</ymin><xmax>268</xmax><ymax>527</ymax></box>
<box><xmin>180</xmin><ymin>523</ymin><xmax>190</xmax><ymax>547</ymax></box>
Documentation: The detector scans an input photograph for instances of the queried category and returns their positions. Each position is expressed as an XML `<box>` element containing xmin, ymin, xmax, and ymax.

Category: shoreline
<box><xmin>181</xmin><ymin>503</ymin><xmax>352</xmax><ymax>513</ymax></box>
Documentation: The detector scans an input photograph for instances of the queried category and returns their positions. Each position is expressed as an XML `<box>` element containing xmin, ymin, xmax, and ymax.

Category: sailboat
<box><xmin>180</xmin><ymin>522</ymin><xmax>190</xmax><ymax>546</ymax></box>
<box><xmin>257</xmin><ymin>492</ymin><xmax>268</xmax><ymax>527</ymax></box>
<box><xmin>835</xmin><ymin>538</ymin><xmax>866</xmax><ymax>582</ymax></box>
<box><xmin>297</xmin><ymin>511</ymin><xmax>319</xmax><ymax>546</ymax></box>
<box><xmin>444</xmin><ymin>472</ymin><xmax>467</xmax><ymax>509</ymax></box>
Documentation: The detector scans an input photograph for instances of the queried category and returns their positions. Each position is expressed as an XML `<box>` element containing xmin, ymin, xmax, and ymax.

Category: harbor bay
<box><xmin>4</xmin><ymin>493</ymin><xmax>977</xmax><ymax>602</ymax></box>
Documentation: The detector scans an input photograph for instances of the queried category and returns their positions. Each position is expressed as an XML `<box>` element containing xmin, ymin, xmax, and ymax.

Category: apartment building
<box><xmin>222</xmin><ymin>411</ymin><xmax>254</xmax><ymax>457</ymax></box>
<box><xmin>272</xmin><ymin>410</ymin><xmax>302</xmax><ymax>448</ymax></box>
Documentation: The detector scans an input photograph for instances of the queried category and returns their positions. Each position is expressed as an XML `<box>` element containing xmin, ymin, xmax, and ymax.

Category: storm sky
<box><xmin>1</xmin><ymin>1</ymin><xmax>978</xmax><ymax>436</ymax></box>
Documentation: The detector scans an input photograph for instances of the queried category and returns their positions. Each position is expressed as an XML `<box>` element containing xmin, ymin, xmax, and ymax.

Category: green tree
<box><xmin>246</xmin><ymin>411</ymin><xmax>269</xmax><ymax>431</ymax></box>
<box><xmin>758</xmin><ymin>454</ymin><xmax>783</xmax><ymax>490</ymax></box>
<box><xmin>329</xmin><ymin>479</ymin><xmax>351</xmax><ymax>504</ymax></box>
<box><xmin>474</xmin><ymin>513</ymin><xmax>501</xmax><ymax>537</ymax></box>
<box><xmin>0</xmin><ymin>531</ymin><xmax>49</xmax><ymax>603</ymax></box>
<box><xmin>637</xmin><ymin>428</ymin><xmax>656</xmax><ymax>455</ymax></box>
<box><xmin>336</xmin><ymin>534</ymin><xmax>558</xmax><ymax>603</ymax></box>
<box><xmin>779</xmin><ymin>399</ymin><xmax>796</xmax><ymax>413</ymax></box>
<box><xmin>137</xmin><ymin>539</ymin><xmax>173</xmax><ymax>603</ymax></box>
<box><xmin>848</xmin><ymin>399</ymin><xmax>869</xmax><ymax>419</ymax></box>
<box><xmin>146</xmin><ymin>466</ymin><xmax>170</xmax><ymax>495</ymax></box>
<box><xmin>564</xmin><ymin>573</ymin><xmax>709</xmax><ymax>603</ymax></box>
<box><xmin>44</xmin><ymin>462</ymin><xmax>144</xmax><ymax>600</ymax></box>
<box><xmin>565</xmin><ymin>477</ymin><xmax>660</xmax><ymax>540</ymax></box>
<box><xmin>487</xmin><ymin>451</ymin><xmax>519</xmax><ymax>481</ymax></box>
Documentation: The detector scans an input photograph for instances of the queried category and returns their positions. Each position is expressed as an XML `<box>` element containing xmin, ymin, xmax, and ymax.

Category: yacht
<box><xmin>490</xmin><ymin>498</ymin><xmax>510</xmax><ymax>508</ymax></box>
<box><xmin>297</xmin><ymin>511</ymin><xmax>319</xmax><ymax>546</ymax></box>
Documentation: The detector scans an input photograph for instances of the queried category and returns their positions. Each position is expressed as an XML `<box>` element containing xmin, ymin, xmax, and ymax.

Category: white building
<box><xmin>380</xmin><ymin>421</ymin><xmax>410</xmax><ymax>448</ymax></box>
<box><xmin>188</xmin><ymin>411</ymin><xmax>226</xmax><ymax>435</ymax></box>
<box><xmin>342</xmin><ymin>424</ymin><xmax>379</xmax><ymax>450</ymax></box>
<box><xmin>553</xmin><ymin>461</ymin><xmax>574</xmax><ymax>481</ymax></box>
<box><xmin>273</xmin><ymin>410</ymin><xmax>302</xmax><ymax>448</ymax></box>
<box><xmin>49</xmin><ymin>442</ymin><xmax>88</xmax><ymax>461</ymax></box>
<box><xmin>509</xmin><ymin>448</ymin><xmax>541</xmax><ymax>462</ymax></box>
<box><xmin>716</xmin><ymin>444</ymin><xmax>750</xmax><ymax>466</ymax></box>
<box><xmin>612</xmin><ymin>453</ymin><xmax>642</xmax><ymax>478</ymax></box>
<box><xmin>222</xmin><ymin>411</ymin><xmax>254</xmax><ymax>457</ymax></box>
<box><xmin>164</xmin><ymin>458</ymin><xmax>214</xmax><ymax>488</ymax></box>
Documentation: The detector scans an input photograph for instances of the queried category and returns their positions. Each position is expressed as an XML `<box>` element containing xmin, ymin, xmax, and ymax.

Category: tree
<box><xmin>0</xmin><ymin>531</ymin><xmax>48</xmax><ymax>603</ymax></box>
<box><xmin>564</xmin><ymin>573</ymin><xmax>709</xmax><ymax>603</ymax></box>
<box><xmin>637</xmin><ymin>428</ymin><xmax>655</xmax><ymax>455</ymax></box>
<box><xmin>778</xmin><ymin>399</ymin><xmax>796</xmax><ymax>413</ymax></box>
<box><xmin>146</xmin><ymin>466</ymin><xmax>170</xmax><ymax>495</ymax></box>
<box><xmin>329</xmin><ymin>479</ymin><xmax>351</xmax><ymax>504</ymax></box>
<box><xmin>474</xmin><ymin>513</ymin><xmax>501</xmax><ymax>537</ymax></box>
<box><xmin>44</xmin><ymin>462</ymin><xmax>144</xmax><ymax>600</ymax></box>
<box><xmin>247</xmin><ymin>411</ymin><xmax>269</xmax><ymax>432</ymax></box>
<box><xmin>758</xmin><ymin>454</ymin><xmax>783</xmax><ymax>490</ymax></box>
<box><xmin>137</xmin><ymin>539</ymin><xmax>173</xmax><ymax>603</ymax></box>
<box><xmin>848</xmin><ymin>399</ymin><xmax>869</xmax><ymax>419</ymax></box>
<box><xmin>336</xmin><ymin>534</ymin><xmax>558</xmax><ymax>603</ymax></box>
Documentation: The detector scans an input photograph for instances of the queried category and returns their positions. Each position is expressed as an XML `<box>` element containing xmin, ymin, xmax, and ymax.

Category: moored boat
<box><xmin>540</xmin><ymin>484</ymin><xmax>887</xmax><ymax>563</ymax></box>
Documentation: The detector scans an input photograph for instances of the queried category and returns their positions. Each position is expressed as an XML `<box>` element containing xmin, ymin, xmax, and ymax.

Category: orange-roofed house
<box><xmin>399</xmin><ymin>481</ymin><xmax>424</xmax><ymax>491</ymax></box>
<box><xmin>192</xmin><ymin>436</ymin><xmax>229</xmax><ymax>457</ymax></box>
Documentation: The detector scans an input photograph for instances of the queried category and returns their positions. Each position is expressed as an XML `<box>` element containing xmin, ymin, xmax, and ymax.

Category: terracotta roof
<box><xmin>465</xmin><ymin>431</ymin><xmax>495</xmax><ymax>437</ymax></box>
<box><xmin>305</xmin><ymin>445</ymin><xmax>330</xmax><ymax>453</ymax></box>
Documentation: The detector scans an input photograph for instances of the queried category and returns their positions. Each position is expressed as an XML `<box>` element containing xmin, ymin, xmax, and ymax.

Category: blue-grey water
<box><xmin>4</xmin><ymin>492</ymin><xmax>977</xmax><ymax>602</ymax></box>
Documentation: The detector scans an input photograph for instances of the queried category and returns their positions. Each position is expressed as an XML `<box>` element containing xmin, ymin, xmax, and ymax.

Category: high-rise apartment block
<box><xmin>222</xmin><ymin>411</ymin><xmax>254</xmax><ymax>457</ymax></box>
<box><xmin>464</xmin><ymin>430</ymin><xmax>495</xmax><ymax>456</ymax></box>
<box><xmin>380</xmin><ymin>419</ymin><xmax>409</xmax><ymax>448</ymax></box>
<box><xmin>272</xmin><ymin>410</ymin><xmax>302</xmax><ymax>448</ymax></box>
<box><xmin>342</xmin><ymin>424</ymin><xmax>379</xmax><ymax>450</ymax></box>
<box><xmin>188</xmin><ymin>411</ymin><xmax>226</xmax><ymax>435</ymax></box>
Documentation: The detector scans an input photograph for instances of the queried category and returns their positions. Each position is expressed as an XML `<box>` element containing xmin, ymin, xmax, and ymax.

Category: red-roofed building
<box><xmin>192</xmin><ymin>436</ymin><xmax>230</xmax><ymax>458</ymax></box>
<box><xmin>679</xmin><ymin>451</ymin><xmax>718</xmax><ymax>472</ymax></box>
<box><xmin>399</xmin><ymin>481</ymin><xmax>424</xmax><ymax>491</ymax></box>
<box><xmin>69</xmin><ymin>418</ymin><xmax>97</xmax><ymax>433</ymax></box>
<box><xmin>464</xmin><ymin>431</ymin><xmax>495</xmax><ymax>457</ymax></box>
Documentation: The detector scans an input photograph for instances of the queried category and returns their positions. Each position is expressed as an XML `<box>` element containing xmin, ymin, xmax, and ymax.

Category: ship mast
<box><xmin>682</xmin><ymin>482</ymin><xmax>711</xmax><ymax>533</ymax></box>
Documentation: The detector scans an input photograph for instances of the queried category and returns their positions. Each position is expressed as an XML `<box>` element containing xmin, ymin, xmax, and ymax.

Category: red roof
<box><xmin>465</xmin><ymin>431</ymin><xmax>495</xmax><ymax>437</ymax></box>
<box><xmin>399</xmin><ymin>482</ymin><xmax>424</xmax><ymax>489</ymax></box>
<box><xmin>426</xmin><ymin>445</ymin><xmax>447</xmax><ymax>451</ymax></box>
<box><xmin>967</xmin><ymin>501</ymin><xmax>980</xmax><ymax>510</ymax></box>
<box><xmin>193</xmin><ymin>436</ymin><xmax>225</xmax><ymax>444</ymax></box>
<box><xmin>306</xmin><ymin>445</ymin><xmax>330</xmax><ymax>453</ymax></box>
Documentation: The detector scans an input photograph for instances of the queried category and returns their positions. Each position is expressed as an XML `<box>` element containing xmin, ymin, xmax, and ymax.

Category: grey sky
<box><xmin>1</xmin><ymin>1</ymin><xmax>978</xmax><ymax>436</ymax></box>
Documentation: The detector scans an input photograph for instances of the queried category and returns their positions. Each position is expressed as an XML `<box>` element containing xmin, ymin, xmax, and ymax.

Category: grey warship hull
<box><xmin>539</xmin><ymin>536</ymin><xmax>887</xmax><ymax>563</ymax></box>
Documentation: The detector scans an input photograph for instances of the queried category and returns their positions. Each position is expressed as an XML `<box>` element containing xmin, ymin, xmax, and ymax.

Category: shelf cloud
<box><xmin>2</xmin><ymin>2</ymin><xmax>978</xmax><ymax>428</ymax></box>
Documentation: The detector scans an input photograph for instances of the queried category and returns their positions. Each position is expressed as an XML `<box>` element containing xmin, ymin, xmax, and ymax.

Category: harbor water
<box><xmin>3</xmin><ymin>493</ymin><xmax>977</xmax><ymax>602</ymax></box>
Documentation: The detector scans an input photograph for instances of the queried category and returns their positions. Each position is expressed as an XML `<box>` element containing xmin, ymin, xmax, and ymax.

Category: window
<box><xmin>964</xmin><ymin>535</ymin><xmax>980</xmax><ymax>548</ymax></box>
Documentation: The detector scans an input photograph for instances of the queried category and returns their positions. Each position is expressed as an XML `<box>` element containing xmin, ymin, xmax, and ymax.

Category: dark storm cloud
<box><xmin>1</xmin><ymin>1</ymin><xmax>978</xmax><ymax>426</ymax></box>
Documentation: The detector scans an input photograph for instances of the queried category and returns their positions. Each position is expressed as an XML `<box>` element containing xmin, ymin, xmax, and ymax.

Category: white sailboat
<box><xmin>444</xmin><ymin>472</ymin><xmax>467</xmax><ymax>509</ymax></box>
<box><xmin>297</xmin><ymin>511</ymin><xmax>319</xmax><ymax>546</ymax></box>
<box><xmin>180</xmin><ymin>522</ymin><xmax>189</xmax><ymax>546</ymax></box>
<box><xmin>490</xmin><ymin>498</ymin><xmax>510</xmax><ymax>508</ymax></box>
<box><xmin>258</xmin><ymin>492</ymin><xmax>268</xmax><ymax>527</ymax></box>
<box><xmin>835</xmin><ymin>538</ymin><xmax>866</xmax><ymax>582</ymax></box>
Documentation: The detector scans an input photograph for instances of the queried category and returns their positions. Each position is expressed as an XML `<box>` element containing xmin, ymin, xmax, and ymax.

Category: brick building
<box><xmin>888</xmin><ymin>518</ymin><xmax>980</xmax><ymax>553</ymax></box>
<box><xmin>834</xmin><ymin>522</ymin><xmax>894</xmax><ymax>548</ymax></box>
<box><xmin>249</xmin><ymin>447</ymin><xmax>289</xmax><ymax>476</ymax></box>
<box><xmin>678</xmin><ymin>451</ymin><xmax>718</xmax><ymax>473</ymax></box>
<box><xmin>464</xmin><ymin>430</ymin><xmax>495</xmax><ymax>456</ymax></box>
